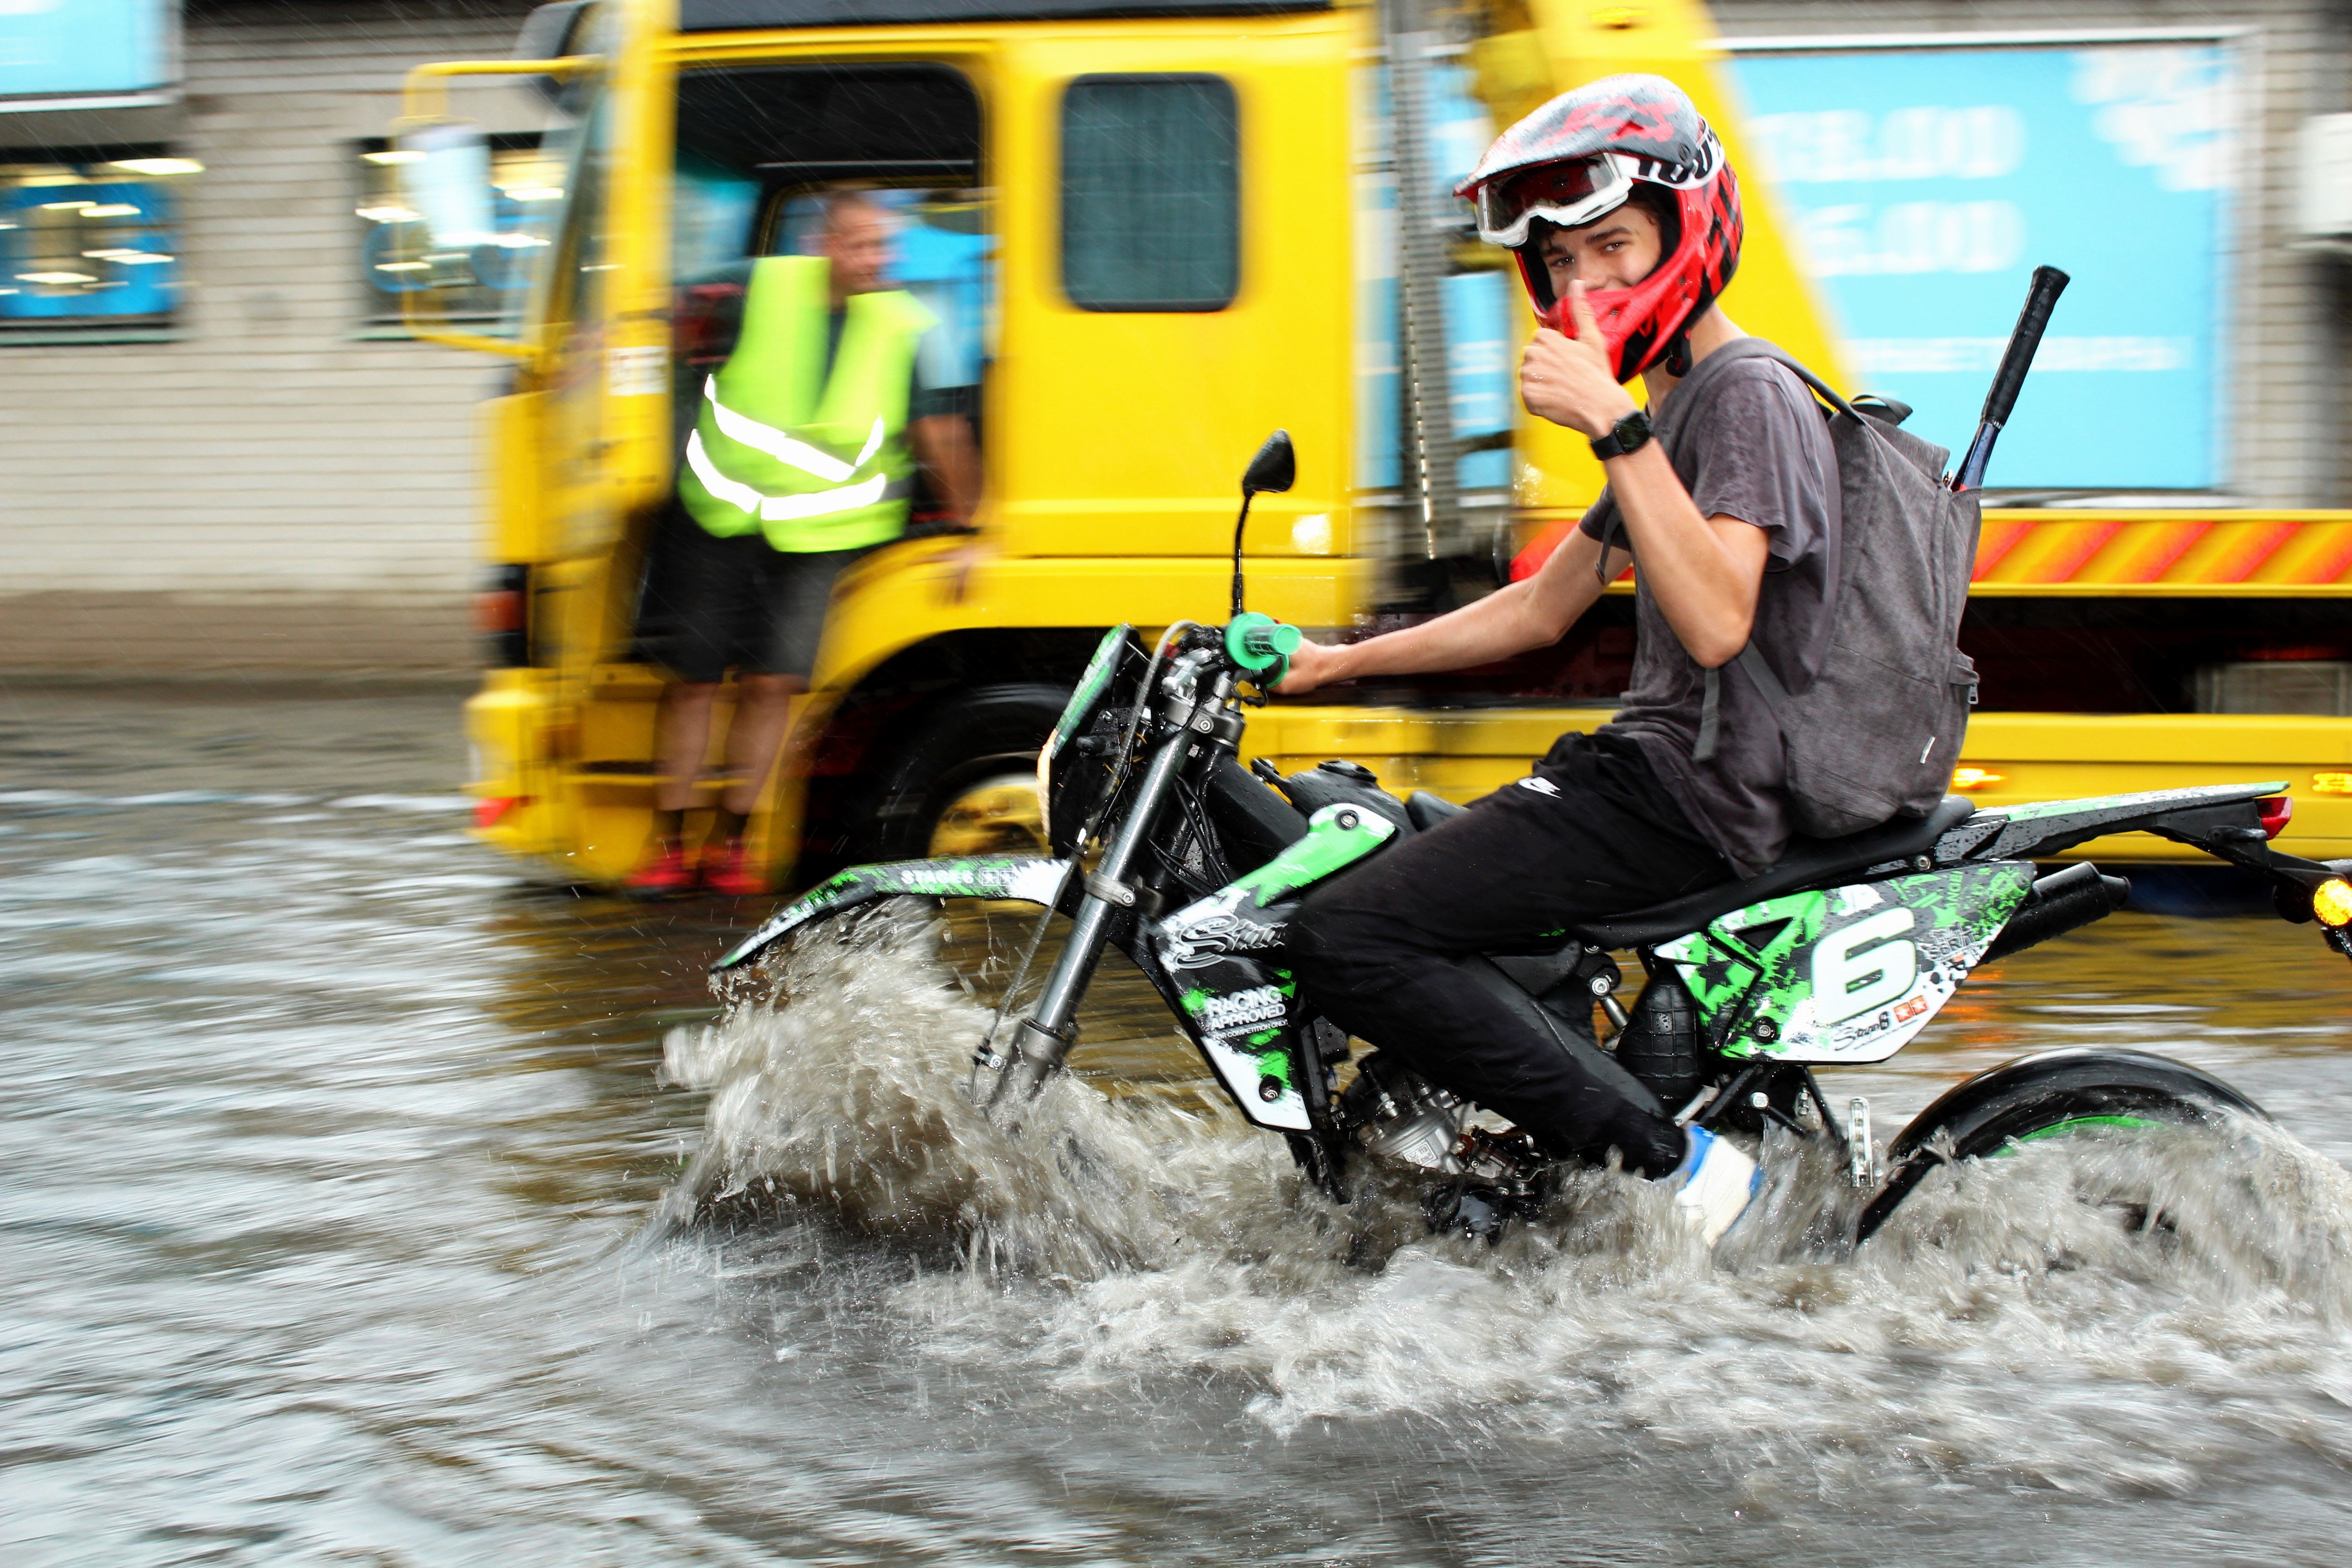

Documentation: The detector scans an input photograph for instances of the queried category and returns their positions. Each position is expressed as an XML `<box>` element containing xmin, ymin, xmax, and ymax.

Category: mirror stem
<box><xmin>1230</xmin><ymin>492</ymin><xmax>1255</xmax><ymax>619</ymax></box>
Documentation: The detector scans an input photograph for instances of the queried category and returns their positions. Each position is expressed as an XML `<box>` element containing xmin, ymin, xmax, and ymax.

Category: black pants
<box><xmin>1287</xmin><ymin>731</ymin><xmax>1734</xmax><ymax>1176</ymax></box>
<box><xmin>639</xmin><ymin>502</ymin><xmax>873</xmax><ymax>684</ymax></box>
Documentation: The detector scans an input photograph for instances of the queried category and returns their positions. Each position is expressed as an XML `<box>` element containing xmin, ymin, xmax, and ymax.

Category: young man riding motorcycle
<box><xmin>1278</xmin><ymin>76</ymin><xmax>1841</xmax><ymax>1244</ymax></box>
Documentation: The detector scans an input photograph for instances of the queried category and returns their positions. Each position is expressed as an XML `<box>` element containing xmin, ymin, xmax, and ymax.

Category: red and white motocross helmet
<box><xmin>1455</xmin><ymin>74</ymin><xmax>1742</xmax><ymax>382</ymax></box>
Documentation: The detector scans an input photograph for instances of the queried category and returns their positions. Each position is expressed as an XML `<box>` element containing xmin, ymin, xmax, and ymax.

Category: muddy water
<box><xmin>8</xmin><ymin>684</ymin><xmax>2352</xmax><ymax>1564</ymax></box>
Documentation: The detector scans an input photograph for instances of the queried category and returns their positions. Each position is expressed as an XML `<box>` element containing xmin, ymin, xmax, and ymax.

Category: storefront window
<box><xmin>0</xmin><ymin>152</ymin><xmax>193</xmax><ymax>330</ymax></box>
<box><xmin>356</xmin><ymin>135</ymin><xmax>564</xmax><ymax>327</ymax></box>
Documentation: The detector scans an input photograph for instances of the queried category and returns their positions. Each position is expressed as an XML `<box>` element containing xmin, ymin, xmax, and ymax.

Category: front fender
<box><xmin>712</xmin><ymin>856</ymin><xmax>1073</xmax><ymax>972</ymax></box>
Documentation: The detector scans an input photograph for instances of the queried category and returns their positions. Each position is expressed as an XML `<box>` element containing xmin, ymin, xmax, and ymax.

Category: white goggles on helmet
<box><xmin>1472</xmin><ymin>154</ymin><xmax>1634</xmax><ymax>250</ymax></box>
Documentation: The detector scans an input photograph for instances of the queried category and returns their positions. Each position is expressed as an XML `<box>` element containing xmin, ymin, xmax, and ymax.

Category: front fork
<box><xmin>977</xmin><ymin>666</ymin><xmax>1227</xmax><ymax>1105</ymax></box>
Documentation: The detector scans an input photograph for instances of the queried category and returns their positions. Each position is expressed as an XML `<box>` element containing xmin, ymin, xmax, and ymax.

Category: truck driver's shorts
<box><xmin>651</xmin><ymin>517</ymin><xmax>871</xmax><ymax>685</ymax></box>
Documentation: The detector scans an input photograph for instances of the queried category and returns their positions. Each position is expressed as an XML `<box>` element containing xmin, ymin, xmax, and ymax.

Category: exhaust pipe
<box><xmin>1980</xmin><ymin>861</ymin><xmax>2130</xmax><ymax>965</ymax></box>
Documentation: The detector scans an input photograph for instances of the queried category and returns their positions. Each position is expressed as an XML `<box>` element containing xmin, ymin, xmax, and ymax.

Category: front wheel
<box><xmin>1855</xmin><ymin>1047</ymin><xmax>2269</xmax><ymax>1243</ymax></box>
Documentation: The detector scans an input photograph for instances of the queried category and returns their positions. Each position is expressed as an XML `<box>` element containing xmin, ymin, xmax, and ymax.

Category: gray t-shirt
<box><xmin>1578</xmin><ymin>351</ymin><xmax>1839</xmax><ymax>874</ymax></box>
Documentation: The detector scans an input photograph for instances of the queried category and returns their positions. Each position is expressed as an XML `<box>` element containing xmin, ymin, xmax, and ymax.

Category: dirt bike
<box><xmin>713</xmin><ymin>426</ymin><xmax>2352</xmax><ymax>1245</ymax></box>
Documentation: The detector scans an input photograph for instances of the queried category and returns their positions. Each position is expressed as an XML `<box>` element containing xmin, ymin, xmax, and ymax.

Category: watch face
<box><xmin>1592</xmin><ymin>408</ymin><xmax>1652</xmax><ymax>460</ymax></box>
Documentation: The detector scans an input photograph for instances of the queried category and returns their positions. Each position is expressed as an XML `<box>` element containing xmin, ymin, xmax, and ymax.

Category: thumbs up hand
<box><xmin>1520</xmin><ymin>281</ymin><xmax>1641</xmax><ymax>441</ymax></box>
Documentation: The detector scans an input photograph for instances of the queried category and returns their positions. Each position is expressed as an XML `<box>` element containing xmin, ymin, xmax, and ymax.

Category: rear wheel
<box><xmin>857</xmin><ymin>684</ymin><xmax>1064</xmax><ymax>863</ymax></box>
<box><xmin>1856</xmin><ymin>1047</ymin><xmax>2268</xmax><ymax>1243</ymax></box>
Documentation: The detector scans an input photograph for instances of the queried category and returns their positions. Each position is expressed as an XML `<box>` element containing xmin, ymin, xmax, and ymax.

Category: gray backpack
<box><xmin>1626</xmin><ymin>338</ymin><xmax>1982</xmax><ymax>840</ymax></box>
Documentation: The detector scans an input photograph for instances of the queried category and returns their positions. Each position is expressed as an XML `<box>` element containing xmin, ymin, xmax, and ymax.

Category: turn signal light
<box><xmin>2314</xmin><ymin>878</ymin><xmax>2352</xmax><ymax>929</ymax></box>
<box><xmin>474</xmin><ymin>588</ymin><xmax>525</xmax><ymax>634</ymax></box>
<box><xmin>2315</xmin><ymin>773</ymin><xmax>2352</xmax><ymax>795</ymax></box>
<box><xmin>1951</xmin><ymin>766</ymin><xmax>2004</xmax><ymax>791</ymax></box>
<box><xmin>474</xmin><ymin>796</ymin><xmax>528</xmax><ymax>830</ymax></box>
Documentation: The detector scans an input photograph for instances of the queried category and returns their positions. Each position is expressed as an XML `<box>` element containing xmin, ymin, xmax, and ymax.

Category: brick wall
<box><xmin>0</xmin><ymin>0</ymin><xmax>537</xmax><ymax>674</ymax></box>
<box><xmin>1711</xmin><ymin>0</ymin><xmax>2352</xmax><ymax>508</ymax></box>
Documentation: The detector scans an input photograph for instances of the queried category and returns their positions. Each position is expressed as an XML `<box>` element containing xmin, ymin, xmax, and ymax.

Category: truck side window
<box><xmin>1061</xmin><ymin>75</ymin><xmax>1238</xmax><ymax>312</ymax></box>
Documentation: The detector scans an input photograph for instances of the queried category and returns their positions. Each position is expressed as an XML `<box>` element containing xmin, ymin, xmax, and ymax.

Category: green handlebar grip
<box><xmin>1245</xmin><ymin>622</ymin><xmax>1302</xmax><ymax>660</ymax></box>
<box><xmin>1225</xmin><ymin>612</ymin><xmax>1301</xmax><ymax>673</ymax></box>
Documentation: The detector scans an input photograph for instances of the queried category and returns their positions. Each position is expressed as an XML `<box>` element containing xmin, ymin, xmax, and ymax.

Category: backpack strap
<box><xmin>1693</xmin><ymin>647</ymin><xmax>1793</xmax><ymax>762</ymax></box>
<box><xmin>1663</xmin><ymin>335</ymin><xmax>1859</xmax><ymax>418</ymax></box>
<box><xmin>1688</xmin><ymin>340</ymin><xmax>1847</xmax><ymax>764</ymax></box>
<box><xmin>1735</xmin><ymin>339</ymin><xmax>1862</xmax><ymax>424</ymax></box>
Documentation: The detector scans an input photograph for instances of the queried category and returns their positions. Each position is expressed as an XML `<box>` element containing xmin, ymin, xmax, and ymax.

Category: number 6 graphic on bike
<box><xmin>1813</xmin><ymin>908</ymin><xmax>1919</xmax><ymax>1026</ymax></box>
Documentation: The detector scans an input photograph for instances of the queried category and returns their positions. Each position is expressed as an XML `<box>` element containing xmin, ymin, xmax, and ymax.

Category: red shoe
<box><xmin>701</xmin><ymin>838</ymin><xmax>768</xmax><ymax>897</ymax></box>
<box><xmin>623</xmin><ymin>838</ymin><xmax>696</xmax><ymax>897</ymax></box>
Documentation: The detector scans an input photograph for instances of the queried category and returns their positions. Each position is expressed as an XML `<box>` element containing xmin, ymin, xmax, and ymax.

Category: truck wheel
<box><xmin>858</xmin><ymin>684</ymin><xmax>1066</xmax><ymax>862</ymax></box>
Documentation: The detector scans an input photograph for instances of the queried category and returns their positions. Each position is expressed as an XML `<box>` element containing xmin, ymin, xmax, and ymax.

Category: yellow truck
<box><xmin>392</xmin><ymin>0</ymin><xmax>2352</xmax><ymax>888</ymax></box>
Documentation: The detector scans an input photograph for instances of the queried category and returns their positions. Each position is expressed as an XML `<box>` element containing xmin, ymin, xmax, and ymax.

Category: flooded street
<box><xmin>9</xmin><ymin>684</ymin><xmax>2352</xmax><ymax>1565</ymax></box>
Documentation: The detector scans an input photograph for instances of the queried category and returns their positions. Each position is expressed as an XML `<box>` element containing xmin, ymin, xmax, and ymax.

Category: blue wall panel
<box><xmin>0</xmin><ymin>0</ymin><xmax>172</xmax><ymax>101</ymax></box>
<box><xmin>1731</xmin><ymin>43</ymin><xmax>2235</xmax><ymax>490</ymax></box>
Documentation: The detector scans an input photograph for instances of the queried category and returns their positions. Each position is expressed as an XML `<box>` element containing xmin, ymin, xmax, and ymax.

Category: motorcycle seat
<box><xmin>1571</xmin><ymin>795</ymin><xmax>1978</xmax><ymax>950</ymax></box>
<box><xmin>1406</xmin><ymin>790</ymin><xmax>1468</xmax><ymax>832</ymax></box>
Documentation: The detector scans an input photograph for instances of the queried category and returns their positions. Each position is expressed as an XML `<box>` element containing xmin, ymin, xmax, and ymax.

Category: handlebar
<box><xmin>1224</xmin><ymin>612</ymin><xmax>1299</xmax><ymax>688</ymax></box>
<box><xmin>1227</xmin><ymin>611</ymin><xmax>1301</xmax><ymax>673</ymax></box>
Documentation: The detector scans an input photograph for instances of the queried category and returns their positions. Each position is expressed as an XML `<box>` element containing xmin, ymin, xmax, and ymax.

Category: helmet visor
<box><xmin>1474</xmin><ymin>155</ymin><xmax>1630</xmax><ymax>249</ymax></box>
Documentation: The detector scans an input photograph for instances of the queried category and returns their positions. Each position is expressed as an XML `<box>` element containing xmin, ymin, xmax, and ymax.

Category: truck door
<box><xmin>998</xmin><ymin>19</ymin><xmax>1353</xmax><ymax>564</ymax></box>
<box><xmin>636</xmin><ymin>61</ymin><xmax>990</xmax><ymax>660</ymax></box>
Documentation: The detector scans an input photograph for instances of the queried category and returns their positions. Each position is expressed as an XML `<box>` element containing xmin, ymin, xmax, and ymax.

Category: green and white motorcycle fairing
<box><xmin>720</xmin><ymin>802</ymin><xmax>1401</xmax><ymax>1136</ymax></box>
<box><xmin>718</xmin><ymin>771</ymin><xmax>2320</xmax><ymax>1141</ymax></box>
<box><xmin>1658</xmin><ymin>863</ymin><xmax>2033</xmax><ymax>1064</ymax></box>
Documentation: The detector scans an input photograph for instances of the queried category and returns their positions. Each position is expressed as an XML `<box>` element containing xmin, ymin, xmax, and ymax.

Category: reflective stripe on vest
<box><xmin>682</xmin><ymin>427</ymin><xmax>891</xmax><ymax>522</ymax></box>
<box><xmin>678</xmin><ymin>255</ymin><xmax>934</xmax><ymax>552</ymax></box>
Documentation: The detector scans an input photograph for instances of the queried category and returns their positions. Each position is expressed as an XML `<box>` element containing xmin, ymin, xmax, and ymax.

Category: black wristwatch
<box><xmin>1588</xmin><ymin>408</ymin><xmax>1653</xmax><ymax>461</ymax></box>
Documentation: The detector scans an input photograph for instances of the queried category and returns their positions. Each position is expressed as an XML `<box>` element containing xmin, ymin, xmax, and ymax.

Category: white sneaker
<box><xmin>1667</xmin><ymin>1125</ymin><xmax>1760</xmax><ymax>1248</ymax></box>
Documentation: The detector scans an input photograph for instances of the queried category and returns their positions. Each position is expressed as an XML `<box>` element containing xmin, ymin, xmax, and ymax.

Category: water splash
<box><xmin>661</xmin><ymin>902</ymin><xmax>1286</xmax><ymax>1280</ymax></box>
<box><xmin>662</xmin><ymin>906</ymin><xmax>2352</xmax><ymax>1494</ymax></box>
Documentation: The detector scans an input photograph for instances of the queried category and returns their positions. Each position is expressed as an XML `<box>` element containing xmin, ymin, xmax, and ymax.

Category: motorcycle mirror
<box><xmin>1241</xmin><ymin>429</ymin><xmax>1295</xmax><ymax>498</ymax></box>
<box><xmin>1231</xmin><ymin>430</ymin><xmax>1294</xmax><ymax>618</ymax></box>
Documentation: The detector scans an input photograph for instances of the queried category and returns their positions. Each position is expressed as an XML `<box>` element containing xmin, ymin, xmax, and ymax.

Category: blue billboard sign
<box><xmin>0</xmin><ymin>0</ymin><xmax>173</xmax><ymax>103</ymax></box>
<box><xmin>1730</xmin><ymin>42</ymin><xmax>2236</xmax><ymax>491</ymax></box>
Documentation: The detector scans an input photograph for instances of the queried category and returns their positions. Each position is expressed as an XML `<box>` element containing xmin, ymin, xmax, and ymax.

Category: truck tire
<box><xmin>857</xmin><ymin>683</ymin><xmax>1068</xmax><ymax>863</ymax></box>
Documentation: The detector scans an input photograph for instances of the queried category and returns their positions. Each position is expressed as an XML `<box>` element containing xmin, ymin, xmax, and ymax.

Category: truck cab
<box><xmin>401</xmin><ymin>0</ymin><xmax>2352</xmax><ymax>886</ymax></box>
<box><xmin>398</xmin><ymin>0</ymin><xmax>1820</xmax><ymax>884</ymax></box>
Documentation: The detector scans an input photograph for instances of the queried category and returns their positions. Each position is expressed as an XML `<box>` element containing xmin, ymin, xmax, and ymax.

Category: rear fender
<box><xmin>713</xmin><ymin>856</ymin><xmax>1072</xmax><ymax>971</ymax></box>
<box><xmin>1951</xmin><ymin>780</ymin><xmax>2289</xmax><ymax>862</ymax></box>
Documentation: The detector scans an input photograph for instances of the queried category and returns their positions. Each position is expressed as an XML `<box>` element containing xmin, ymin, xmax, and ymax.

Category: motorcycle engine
<box><xmin>1341</xmin><ymin>1051</ymin><xmax>1464</xmax><ymax>1174</ymax></box>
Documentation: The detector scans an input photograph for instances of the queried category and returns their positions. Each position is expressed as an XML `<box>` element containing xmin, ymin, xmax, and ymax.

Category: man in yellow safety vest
<box><xmin>629</xmin><ymin>186</ymin><xmax>979</xmax><ymax>895</ymax></box>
